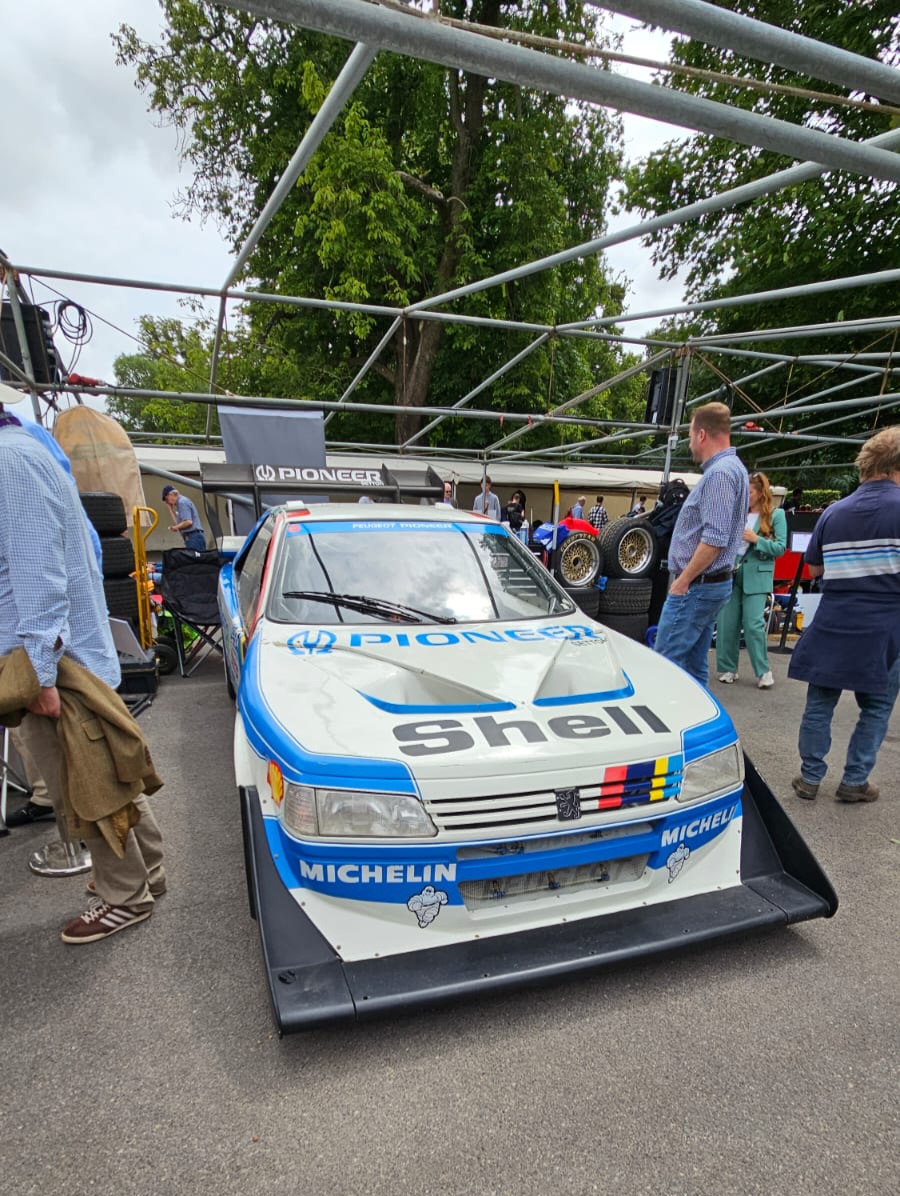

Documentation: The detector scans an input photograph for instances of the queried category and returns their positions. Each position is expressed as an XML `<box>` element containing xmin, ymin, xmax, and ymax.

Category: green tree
<box><xmin>623</xmin><ymin>1</ymin><xmax>900</xmax><ymax>483</ymax></box>
<box><xmin>110</xmin><ymin>314</ymin><xmax>220</xmax><ymax>436</ymax></box>
<box><xmin>114</xmin><ymin>1</ymin><xmax>641</xmax><ymax>448</ymax></box>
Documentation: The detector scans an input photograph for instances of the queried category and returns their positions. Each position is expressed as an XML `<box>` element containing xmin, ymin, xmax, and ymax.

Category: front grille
<box><xmin>458</xmin><ymin>853</ymin><xmax>649</xmax><ymax>910</ymax></box>
<box><xmin>424</xmin><ymin>756</ymin><xmax>683</xmax><ymax>834</ymax></box>
<box><xmin>457</xmin><ymin>821</ymin><xmax>653</xmax><ymax>860</ymax></box>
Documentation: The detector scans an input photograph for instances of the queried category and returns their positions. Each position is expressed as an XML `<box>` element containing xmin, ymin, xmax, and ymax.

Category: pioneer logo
<box><xmin>253</xmin><ymin>464</ymin><xmax>383</xmax><ymax>486</ymax></box>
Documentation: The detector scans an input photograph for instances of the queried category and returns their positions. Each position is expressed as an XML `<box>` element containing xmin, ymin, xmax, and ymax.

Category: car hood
<box><xmin>242</xmin><ymin>617</ymin><xmax>723</xmax><ymax>784</ymax></box>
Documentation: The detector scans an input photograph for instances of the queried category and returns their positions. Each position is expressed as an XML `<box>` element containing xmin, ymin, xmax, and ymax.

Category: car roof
<box><xmin>278</xmin><ymin>502</ymin><xmax>498</xmax><ymax>525</ymax></box>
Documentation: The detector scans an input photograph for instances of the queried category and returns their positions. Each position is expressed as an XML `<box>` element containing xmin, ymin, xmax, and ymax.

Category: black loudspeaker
<box><xmin>644</xmin><ymin>366</ymin><xmax>678</xmax><ymax>426</ymax></box>
<box><xmin>0</xmin><ymin>302</ymin><xmax>61</xmax><ymax>385</ymax></box>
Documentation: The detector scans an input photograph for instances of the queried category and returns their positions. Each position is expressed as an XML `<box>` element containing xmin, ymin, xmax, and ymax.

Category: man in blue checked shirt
<box><xmin>654</xmin><ymin>402</ymin><xmax>749</xmax><ymax>687</ymax></box>
<box><xmin>0</xmin><ymin>383</ymin><xmax>165</xmax><ymax>943</ymax></box>
<box><xmin>787</xmin><ymin>425</ymin><xmax>900</xmax><ymax>804</ymax></box>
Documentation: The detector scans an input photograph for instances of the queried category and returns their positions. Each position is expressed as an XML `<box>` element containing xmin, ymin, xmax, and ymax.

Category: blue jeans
<box><xmin>798</xmin><ymin>656</ymin><xmax>900</xmax><ymax>785</ymax></box>
<box><xmin>183</xmin><ymin>529</ymin><xmax>207</xmax><ymax>551</ymax></box>
<box><xmin>654</xmin><ymin>579</ymin><xmax>733</xmax><ymax>687</ymax></box>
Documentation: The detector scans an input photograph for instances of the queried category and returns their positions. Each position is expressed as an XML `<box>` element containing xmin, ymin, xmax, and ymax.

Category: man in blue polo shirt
<box><xmin>654</xmin><ymin>402</ymin><xmax>749</xmax><ymax>686</ymax></box>
<box><xmin>788</xmin><ymin>425</ymin><xmax>900</xmax><ymax>803</ymax></box>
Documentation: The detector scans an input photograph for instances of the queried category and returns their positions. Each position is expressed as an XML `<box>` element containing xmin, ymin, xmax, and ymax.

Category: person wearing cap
<box><xmin>161</xmin><ymin>484</ymin><xmax>207</xmax><ymax>550</ymax></box>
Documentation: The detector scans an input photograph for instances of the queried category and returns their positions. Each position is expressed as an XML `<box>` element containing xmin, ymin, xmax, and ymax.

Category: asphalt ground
<box><xmin>1</xmin><ymin>643</ymin><xmax>897</xmax><ymax>1196</ymax></box>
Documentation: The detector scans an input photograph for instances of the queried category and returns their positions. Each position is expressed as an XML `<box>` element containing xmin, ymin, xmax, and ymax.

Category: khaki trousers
<box><xmin>22</xmin><ymin>713</ymin><xmax>165</xmax><ymax>911</ymax></box>
<box><xmin>10</xmin><ymin>723</ymin><xmax>51</xmax><ymax>806</ymax></box>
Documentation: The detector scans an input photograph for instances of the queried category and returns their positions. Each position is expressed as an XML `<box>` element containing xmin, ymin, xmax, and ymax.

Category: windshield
<box><xmin>267</xmin><ymin>519</ymin><xmax>573</xmax><ymax>625</ymax></box>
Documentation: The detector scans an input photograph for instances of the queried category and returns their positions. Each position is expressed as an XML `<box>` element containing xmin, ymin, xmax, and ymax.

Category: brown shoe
<box><xmin>86</xmin><ymin>877</ymin><xmax>166</xmax><ymax>898</ymax></box>
<box><xmin>61</xmin><ymin>900</ymin><xmax>151</xmax><ymax>944</ymax></box>
<box><xmin>791</xmin><ymin>775</ymin><xmax>819</xmax><ymax>800</ymax></box>
<box><xmin>835</xmin><ymin>780</ymin><xmax>879</xmax><ymax>803</ymax></box>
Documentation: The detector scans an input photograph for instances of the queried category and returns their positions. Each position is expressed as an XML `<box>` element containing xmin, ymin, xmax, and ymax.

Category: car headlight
<box><xmin>282</xmin><ymin>782</ymin><xmax>437</xmax><ymax>838</ymax></box>
<box><xmin>678</xmin><ymin>743</ymin><xmax>744</xmax><ymax>804</ymax></box>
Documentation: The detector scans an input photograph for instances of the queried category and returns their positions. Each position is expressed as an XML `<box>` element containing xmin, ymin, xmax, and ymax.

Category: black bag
<box><xmin>647</xmin><ymin>478</ymin><xmax>690</xmax><ymax>540</ymax></box>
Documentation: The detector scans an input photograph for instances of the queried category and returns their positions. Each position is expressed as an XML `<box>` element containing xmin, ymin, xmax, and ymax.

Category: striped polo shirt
<box><xmin>806</xmin><ymin>480</ymin><xmax>900</xmax><ymax>595</ymax></box>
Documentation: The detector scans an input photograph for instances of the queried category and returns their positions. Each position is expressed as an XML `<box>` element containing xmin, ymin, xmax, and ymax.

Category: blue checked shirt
<box><xmin>667</xmin><ymin>448</ymin><xmax>749</xmax><ymax>576</ymax></box>
<box><xmin>0</xmin><ymin>425</ymin><xmax>120</xmax><ymax>689</ymax></box>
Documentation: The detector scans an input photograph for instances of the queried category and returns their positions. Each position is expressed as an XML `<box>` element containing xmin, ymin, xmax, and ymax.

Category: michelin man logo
<box><xmin>407</xmin><ymin>885</ymin><xmax>448</xmax><ymax>928</ymax></box>
<box><xmin>666</xmin><ymin>843</ymin><xmax>690</xmax><ymax>883</ymax></box>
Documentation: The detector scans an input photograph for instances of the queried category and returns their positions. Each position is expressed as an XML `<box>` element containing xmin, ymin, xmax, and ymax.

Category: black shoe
<box><xmin>5</xmin><ymin>801</ymin><xmax>56</xmax><ymax>828</ymax></box>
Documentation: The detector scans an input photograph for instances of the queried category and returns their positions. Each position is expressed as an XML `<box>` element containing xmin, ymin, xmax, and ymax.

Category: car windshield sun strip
<box><xmin>281</xmin><ymin>591</ymin><xmax>457</xmax><ymax>624</ymax></box>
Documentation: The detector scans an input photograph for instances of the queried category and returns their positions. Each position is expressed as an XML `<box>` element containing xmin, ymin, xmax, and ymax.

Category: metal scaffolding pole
<box><xmin>1</xmin><ymin>264</ymin><xmax>42</xmax><ymax>422</ymax></box>
<box><xmin>689</xmin><ymin>361</ymin><xmax>785</xmax><ymax>406</ymax></box>
<box><xmin>390</xmin><ymin>124</ymin><xmax>900</xmax><ymax>318</ymax></box>
<box><xmin>756</xmin><ymin>399</ymin><xmax>900</xmax><ymax>463</ymax></box>
<box><xmin>225</xmin><ymin>2</ymin><xmax>900</xmax><ymax>181</ymax></box>
<box><xmin>208</xmin><ymin>42</ymin><xmax>378</xmax><ymax>398</ymax></box>
<box><xmin>557</xmin><ymin>268</ymin><xmax>900</xmax><ymax>332</ymax></box>
<box><xmin>486</xmin><ymin>350</ymin><xmax>671</xmax><ymax>452</ymax></box>
<box><xmin>403</xmin><ymin>333</ymin><xmax>551</xmax><ymax>449</ymax></box>
<box><xmin>39</xmin><ymin>382</ymin><xmax>646</xmax><ymax>431</ymax></box>
<box><xmin>593</xmin><ymin>1</ymin><xmax>900</xmax><ymax>104</ymax></box>
<box><xmin>324</xmin><ymin>316</ymin><xmax>403</xmax><ymax>427</ymax></box>
<box><xmin>693</xmin><ymin>315</ymin><xmax>900</xmax><ymax>345</ymax></box>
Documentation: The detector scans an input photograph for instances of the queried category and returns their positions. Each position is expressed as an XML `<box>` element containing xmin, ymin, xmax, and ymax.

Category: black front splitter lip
<box><xmin>240</xmin><ymin>784</ymin><xmax>833</xmax><ymax>1035</ymax></box>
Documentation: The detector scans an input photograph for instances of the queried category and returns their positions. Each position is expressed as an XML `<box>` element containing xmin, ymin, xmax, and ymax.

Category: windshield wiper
<box><xmin>282</xmin><ymin>591</ymin><xmax>456</xmax><ymax>624</ymax></box>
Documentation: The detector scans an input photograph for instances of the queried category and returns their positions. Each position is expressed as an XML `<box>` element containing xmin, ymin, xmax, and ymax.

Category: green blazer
<box><xmin>736</xmin><ymin>507</ymin><xmax>787</xmax><ymax>594</ymax></box>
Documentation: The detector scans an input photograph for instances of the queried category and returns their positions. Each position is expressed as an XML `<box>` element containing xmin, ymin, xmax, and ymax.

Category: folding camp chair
<box><xmin>156</xmin><ymin>548</ymin><xmax>224</xmax><ymax>678</ymax></box>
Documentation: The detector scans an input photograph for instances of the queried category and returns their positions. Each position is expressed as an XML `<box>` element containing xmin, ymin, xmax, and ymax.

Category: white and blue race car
<box><xmin>215</xmin><ymin>486</ymin><xmax>835</xmax><ymax>1032</ymax></box>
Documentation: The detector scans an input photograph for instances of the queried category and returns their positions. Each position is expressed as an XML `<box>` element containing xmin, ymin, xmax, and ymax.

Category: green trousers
<box><xmin>715</xmin><ymin>571</ymin><xmax>771</xmax><ymax>678</ymax></box>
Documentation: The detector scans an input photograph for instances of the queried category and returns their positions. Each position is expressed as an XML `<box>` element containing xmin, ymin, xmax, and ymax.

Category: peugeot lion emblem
<box><xmin>555</xmin><ymin>788</ymin><xmax>582</xmax><ymax>821</ymax></box>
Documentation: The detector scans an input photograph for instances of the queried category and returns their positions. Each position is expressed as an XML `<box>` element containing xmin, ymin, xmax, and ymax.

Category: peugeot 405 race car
<box><xmin>216</xmin><ymin>493</ymin><xmax>836</xmax><ymax>1033</ymax></box>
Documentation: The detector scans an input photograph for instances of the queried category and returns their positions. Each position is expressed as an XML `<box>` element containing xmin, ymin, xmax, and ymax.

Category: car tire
<box><xmin>552</xmin><ymin>532</ymin><xmax>602</xmax><ymax>588</ymax></box>
<box><xmin>80</xmin><ymin>491</ymin><xmax>127</xmax><ymax>536</ymax></box>
<box><xmin>563</xmin><ymin>585</ymin><xmax>599</xmax><ymax>618</ymax></box>
<box><xmin>596</xmin><ymin>577</ymin><xmax>653</xmax><ymax>615</ymax></box>
<box><xmin>100</xmin><ymin>535</ymin><xmax>135</xmax><ymax>579</ymax></box>
<box><xmin>596</xmin><ymin>611</ymin><xmax>649</xmax><ymax>642</ymax></box>
<box><xmin>600</xmin><ymin>517</ymin><xmax>660</xmax><ymax>579</ymax></box>
<box><xmin>103</xmin><ymin>576</ymin><xmax>139</xmax><ymax>621</ymax></box>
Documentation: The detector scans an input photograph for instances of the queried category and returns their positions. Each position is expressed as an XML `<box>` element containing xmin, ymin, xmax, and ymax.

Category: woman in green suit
<box><xmin>716</xmin><ymin>471</ymin><xmax>787</xmax><ymax>689</ymax></box>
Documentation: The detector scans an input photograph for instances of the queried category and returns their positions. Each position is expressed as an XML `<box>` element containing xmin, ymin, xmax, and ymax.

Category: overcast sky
<box><xmin>2</xmin><ymin>1</ymin><xmax>686</xmax><ymax>403</ymax></box>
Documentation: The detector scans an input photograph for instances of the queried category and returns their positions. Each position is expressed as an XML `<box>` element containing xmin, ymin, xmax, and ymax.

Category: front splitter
<box><xmin>240</xmin><ymin>779</ymin><xmax>834</xmax><ymax>1035</ymax></box>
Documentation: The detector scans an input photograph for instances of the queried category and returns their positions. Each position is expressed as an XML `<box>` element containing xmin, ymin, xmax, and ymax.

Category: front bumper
<box><xmin>240</xmin><ymin>755</ymin><xmax>836</xmax><ymax>1034</ymax></box>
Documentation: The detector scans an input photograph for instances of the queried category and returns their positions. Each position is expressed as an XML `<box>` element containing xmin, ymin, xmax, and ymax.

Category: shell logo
<box><xmin>267</xmin><ymin>760</ymin><xmax>284</xmax><ymax>805</ymax></box>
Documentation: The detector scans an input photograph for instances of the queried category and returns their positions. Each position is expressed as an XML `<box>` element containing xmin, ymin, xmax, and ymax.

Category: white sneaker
<box><xmin>757</xmin><ymin>671</ymin><xmax>775</xmax><ymax>689</ymax></box>
<box><xmin>717</xmin><ymin>672</ymin><xmax>738</xmax><ymax>684</ymax></box>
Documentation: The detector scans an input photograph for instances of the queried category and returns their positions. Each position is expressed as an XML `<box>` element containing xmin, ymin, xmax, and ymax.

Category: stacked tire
<box><xmin>595</xmin><ymin>517</ymin><xmax>661</xmax><ymax>642</ymax></box>
<box><xmin>79</xmin><ymin>492</ymin><xmax>138</xmax><ymax>622</ymax></box>
<box><xmin>552</xmin><ymin>531</ymin><xmax>603</xmax><ymax>618</ymax></box>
